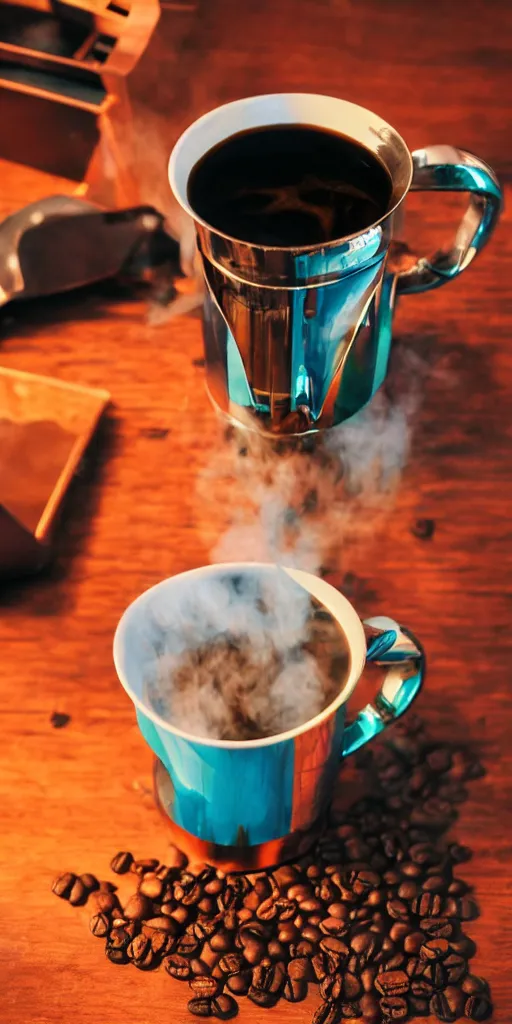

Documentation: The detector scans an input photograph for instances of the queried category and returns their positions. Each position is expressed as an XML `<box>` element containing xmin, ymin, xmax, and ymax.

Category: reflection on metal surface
<box><xmin>341</xmin><ymin>619</ymin><xmax>425</xmax><ymax>757</ymax></box>
<box><xmin>174</xmin><ymin>98</ymin><xmax>502</xmax><ymax>436</ymax></box>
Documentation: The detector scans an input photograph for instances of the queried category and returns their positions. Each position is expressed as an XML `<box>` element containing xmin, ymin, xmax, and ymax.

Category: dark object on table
<box><xmin>50</xmin><ymin>712</ymin><xmax>70</xmax><ymax>728</ymax></box>
<box><xmin>412</xmin><ymin>518</ymin><xmax>436</xmax><ymax>541</ymax></box>
<box><xmin>0</xmin><ymin>366</ymin><xmax>109</xmax><ymax>578</ymax></box>
<box><xmin>0</xmin><ymin>1</ymin><xmax>160</xmax><ymax>113</ymax></box>
<box><xmin>0</xmin><ymin>195</ymin><xmax>180</xmax><ymax>307</ymax></box>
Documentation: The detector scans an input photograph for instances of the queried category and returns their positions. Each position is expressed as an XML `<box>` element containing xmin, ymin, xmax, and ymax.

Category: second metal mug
<box><xmin>113</xmin><ymin>563</ymin><xmax>424</xmax><ymax>870</ymax></box>
<box><xmin>169</xmin><ymin>93</ymin><xmax>502</xmax><ymax>436</ymax></box>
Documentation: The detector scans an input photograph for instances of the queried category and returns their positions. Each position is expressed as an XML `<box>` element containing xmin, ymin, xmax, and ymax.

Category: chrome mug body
<box><xmin>169</xmin><ymin>94</ymin><xmax>502</xmax><ymax>436</ymax></box>
<box><xmin>113</xmin><ymin>563</ymin><xmax>425</xmax><ymax>871</ymax></box>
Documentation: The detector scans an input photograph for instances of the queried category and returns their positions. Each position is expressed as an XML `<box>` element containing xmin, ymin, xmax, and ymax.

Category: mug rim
<box><xmin>168</xmin><ymin>92</ymin><xmax>413</xmax><ymax>253</ymax></box>
<box><xmin>113</xmin><ymin>562</ymin><xmax>367</xmax><ymax>750</ymax></box>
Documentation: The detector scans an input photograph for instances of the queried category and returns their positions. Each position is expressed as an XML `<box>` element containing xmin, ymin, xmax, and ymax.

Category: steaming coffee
<box><xmin>145</xmin><ymin>572</ymin><xmax>351</xmax><ymax>741</ymax></box>
<box><xmin>187</xmin><ymin>125</ymin><xmax>392</xmax><ymax>246</ymax></box>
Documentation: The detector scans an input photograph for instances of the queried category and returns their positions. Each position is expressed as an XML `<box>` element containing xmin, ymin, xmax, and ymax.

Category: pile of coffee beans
<box><xmin>52</xmin><ymin>717</ymin><xmax>492</xmax><ymax>1022</ymax></box>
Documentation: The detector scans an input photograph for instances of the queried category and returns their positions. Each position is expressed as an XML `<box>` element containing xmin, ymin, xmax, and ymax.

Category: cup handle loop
<box><xmin>340</xmin><ymin>616</ymin><xmax>425</xmax><ymax>758</ymax></box>
<box><xmin>396</xmin><ymin>146</ymin><xmax>502</xmax><ymax>295</ymax></box>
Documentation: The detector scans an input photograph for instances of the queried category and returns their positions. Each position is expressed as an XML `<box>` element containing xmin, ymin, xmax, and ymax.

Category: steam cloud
<box><xmin>144</xmin><ymin>568</ymin><xmax>344</xmax><ymax>740</ymax></box>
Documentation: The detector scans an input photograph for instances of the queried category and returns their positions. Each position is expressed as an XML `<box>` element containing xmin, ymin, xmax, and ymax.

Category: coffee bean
<box><xmin>428</xmin><ymin>991</ymin><xmax>456</xmax><ymax>1021</ymax></box>
<box><xmin>283</xmin><ymin>974</ymin><xmax>308</xmax><ymax>1002</ymax></box>
<box><xmin>188</xmin><ymin>997</ymin><xmax>212</xmax><ymax>1017</ymax></box>
<box><xmin>67</xmin><ymin>878</ymin><xmax>87</xmax><ymax>906</ymax></box>
<box><xmin>106</xmin><ymin>946</ymin><xmax>128</xmax><ymax>965</ymax></box>
<box><xmin>400</xmin><ymin>862</ymin><xmax>422</xmax><ymax>879</ymax></box>
<box><xmin>360</xmin><ymin>992</ymin><xmax>380</xmax><ymax>1021</ymax></box>
<box><xmin>190</xmin><ymin>958</ymin><xmax>210</xmax><ymax>977</ymax></box>
<box><xmin>164</xmin><ymin>953</ymin><xmax>192</xmax><ymax>979</ymax></box>
<box><xmin>274</xmin><ymin>897</ymin><xmax>296</xmax><ymax>920</ymax></box>
<box><xmin>379</xmin><ymin>995</ymin><xmax>408</xmax><ymax>1019</ymax></box>
<box><xmin>342</xmin><ymin>972</ymin><xmax>362</xmax><ymax>999</ymax></box>
<box><xmin>462</xmin><ymin>975</ymin><xmax>489</xmax><ymax>995</ymax></box>
<box><xmin>422</xmin><ymin>961</ymin><xmax>446</xmax><ymax>989</ymax></box>
<box><xmin>312</xmin><ymin>1001</ymin><xmax>342</xmax><ymax>1024</ymax></box>
<box><xmin>127</xmin><ymin>934</ymin><xmax>154</xmax><ymax>969</ymax></box>
<box><xmin>131</xmin><ymin>858</ymin><xmax>159</xmax><ymax>875</ymax></box>
<box><xmin>420</xmin><ymin>916</ymin><xmax>453</xmax><ymax>938</ymax></box>
<box><xmin>375</xmin><ymin>970</ymin><xmax>409</xmax><ymax>996</ymax></box>
<box><xmin>218</xmin><ymin>953</ymin><xmax>243</xmax><ymax>975</ymax></box>
<box><xmin>123</xmin><ymin>894</ymin><xmax>152</xmax><ymax>921</ymax></box>
<box><xmin>340</xmin><ymin>1001</ymin><xmax>362</xmax><ymax>1018</ymax></box>
<box><xmin>449</xmin><ymin>935</ymin><xmax>476</xmax><ymax>959</ymax></box>
<box><xmin>143</xmin><ymin>916</ymin><xmax>177</xmax><ymax>935</ymax></box>
<box><xmin>288</xmin><ymin>957</ymin><xmax>311</xmax><ymax>982</ymax></box>
<box><xmin>138</xmin><ymin>873</ymin><xmax>164</xmax><ymax>900</ymax></box>
<box><xmin>79</xmin><ymin>873</ymin><xmax>99</xmax><ymax>892</ymax></box>
<box><xmin>443</xmin><ymin>953</ymin><xmax>467</xmax><ymax>983</ymax></box>
<box><xmin>211</xmin><ymin>994</ymin><xmax>238</xmax><ymax>1020</ymax></box>
<box><xmin>90</xmin><ymin>912</ymin><xmax>110</xmax><ymax>937</ymax></box>
<box><xmin>256</xmin><ymin>897</ymin><xmax>277</xmax><ymax>921</ymax></box>
<box><xmin>419</xmin><ymin>938</ymin><xmax>449</xmax><ymax>961</ymax></box>
<box><xmin>110</xmin><ymin>851</ymin><xmax>133</xmax><ymax>874</ymax></box>
<box><xmin>397</xmin><ymin>881</ymin><xmax>418</xmax><ymax>901</ymax></box>
<box><xmin>311</xmin><ymin>952</ymin><xmax>328</xmax><ymax>981</ymax></box>
<box><xmin>408</xmin><ymin>995</ymin><xmax>430</xmax><ymax>1017</ymax></box>
<box><xmin>320</xmin><ymin>973</ymin><xmax>342</xmax><ymax>1000</ymax></box>
<box><xmin>465</xmin><ymin>994</ymin><xmax>492</xmax><ymax>1020</ymax></box>
<box><xmin>411</xmin><ymin>978</ymin><xmax>434</xmax><ymax>999</ymax></box>
<box><xmin>52</xmin><ymin>872</ymin><xmax>76</xmax><ymax>899</ymax></box>
<box><xmin>458</xmin><ymin>896</ymin><xmax>479</xmax><ymax>921</ymax></box>
<box><xmin>409</xmin><ymin>843</ymin><xmax>438</xmax><ymax>866</ymax></box>
<box><xmin>386</xmin><ymin>900</ymin><xmax>410</xmax><ymax>921</ymax></box>
<box><xmin>227</xmin><ymin>971</ymin><xmax>251</xmax><ymax>995</ymax></box>
<box><xmin>176</xmin><ymin>933</ymin><xmax>200</xmax><ymax>957</ymax></box>
<box><xmin>239</xmin><ymin>932</ymin><xmax>265</xmax><ymax>966</ymax></box>
<box><xmin>320</xmin><ymin>916</ymin><xmax>348</xmax><ymax>936</ymax></box>
<box><xmin>94</xmin><ymin>890</ymin><xmax>119</xmax><ymax>914</ymax></box>
<box><xmin>403</xmin><ymin>932</ymin><xmax>424</xmax><ymax>955</ymax></box>
<box><xmin>412</xmin><ymin>893</ymin><xmax>443</xmax><ymax>917</ymax></box>
<box><xmin>361</xmin><ymin>966</ymin><xmax>377</xmax><ymax>993</ymax></box>
<box><xmin>448</xmin><ymin>843</ymin><xmax>472</xmax><ymax>864</ymax></box>
<box><xmin>190</xmin><ymin>976</ymin><xmax>220</xmax><ymax>998</ymax></box>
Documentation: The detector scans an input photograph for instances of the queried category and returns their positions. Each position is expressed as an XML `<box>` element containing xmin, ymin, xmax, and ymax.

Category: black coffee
<box><xmin>187</xmin><ymin>124</ymin><xmax>392</xmax><ymax>247</ymax></box>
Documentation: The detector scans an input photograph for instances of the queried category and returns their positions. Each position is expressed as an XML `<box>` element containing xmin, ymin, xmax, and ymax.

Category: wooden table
<box><xmin>0</xmin><ymin>1</ymin><xmax>511</xmax><ymax>1022</ymax></box>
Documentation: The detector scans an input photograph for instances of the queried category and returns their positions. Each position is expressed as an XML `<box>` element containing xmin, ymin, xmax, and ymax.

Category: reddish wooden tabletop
<box><xmin>0</xmin><ymin>2</ymin><xmax>511</xmax><ymax>1023</ymax></box>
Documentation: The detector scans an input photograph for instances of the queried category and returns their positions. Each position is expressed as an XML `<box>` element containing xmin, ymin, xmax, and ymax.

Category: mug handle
<box><xmin>341</xmin><ymin>616</ymin><xmax>425</xmax><ymax>758</ymax></box>
<box><xmin>396</xmin><ymin>145</ymin><xmax>502</xmax><ymax>295</ymax></box>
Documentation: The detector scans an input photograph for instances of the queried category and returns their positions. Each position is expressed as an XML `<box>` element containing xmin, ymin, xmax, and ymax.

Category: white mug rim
<box><xmin>168</xmin><ymin>93</ymin><xmax>413</xmax><ymax>252</ymax></box>
<box><xmin>113</xmin><ymin>562</ymin><xmax>367</xmax><ymax>750</ymax></box>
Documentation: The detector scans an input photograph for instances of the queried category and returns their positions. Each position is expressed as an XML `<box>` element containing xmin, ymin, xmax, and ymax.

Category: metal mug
<box><xmin>113</xmin><ymin>563</ymin><xmax>424</xmax><ymax>870</ymax></box>
<box><xmin>169</xmin><ymin>94</ymin><xmax>502</xmax><ymax>436</ymax></box>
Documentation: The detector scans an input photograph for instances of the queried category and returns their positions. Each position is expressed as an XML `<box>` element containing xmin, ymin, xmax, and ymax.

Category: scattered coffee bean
<box><xmin>379</xmin><ymin>994</ymin><xmax>408</xmax><ymax>1018</ymax></box>
<box><xmin>312</xmin><ymin>1001</ymin><xmax>342</xmax><ymax>1024</ymax></box>
<box><xmin>94</xmin><ymin>891</ymin><xmax>119</xmax><ymax>914</ymax></box>
<box><xmin>51</xmin><ymin>722</ymin><xmax>493</xmax><ymax>1024</ymax></box>
<box><xmin>211</xmin><ymin>993</ymin><xmax>238</xmax><ymax>1020</ymax></box>
<box><xmin>52</xmin><ymin>872</ymin><xmax>76</xmax><ymax>899</ymax></box>
<box><xmin>464</xmin><ymin>994</ymin><xmax>492</xmax><ymax>1020</ymax></box>
<box><xmin>110</xmin><ymin>851</ymin><xmax>133</xmax><ymax>874</ymax></box>
<box><xmin>188</xmin><ymin>997</ymin><xmax>212</xmax><ymax>1017</ymax></box>
<box><xmin>90</xmin><ymin>912</ymin><xmax>110</xmax><ymax>937</ymax></box>
<box><xmin>124</xmin><ymin>894</ymin><xmax>152</xmax><ymax>921</ymax></box>
<box><xmin>190</xmin><ymin>976</ymin><xmax>220</xmax><ymax>998</ymax></box>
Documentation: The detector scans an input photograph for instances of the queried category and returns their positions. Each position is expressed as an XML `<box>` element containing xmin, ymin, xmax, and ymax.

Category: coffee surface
<box><xmin>187</xmin><ymin>124</ymin><xmax>392</xmax><ymax>246</ymax></box>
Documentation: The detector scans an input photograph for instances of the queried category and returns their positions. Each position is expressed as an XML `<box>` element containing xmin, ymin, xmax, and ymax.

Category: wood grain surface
<box><xmin>0</xmin><ymin>2</ymin><xmax>511</xmax><ymax>1023</ymax></box>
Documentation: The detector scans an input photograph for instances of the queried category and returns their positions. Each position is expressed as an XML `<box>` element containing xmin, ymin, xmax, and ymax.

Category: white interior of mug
<box><xmin>169</xmin><ymin>93</ymin><xmax>413</xmax><ymax>231</ymax></box>
<box><xmin>113</xmin><ymin>563</ymin><xmax>367</xmax><ymax>749</ymax></box>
